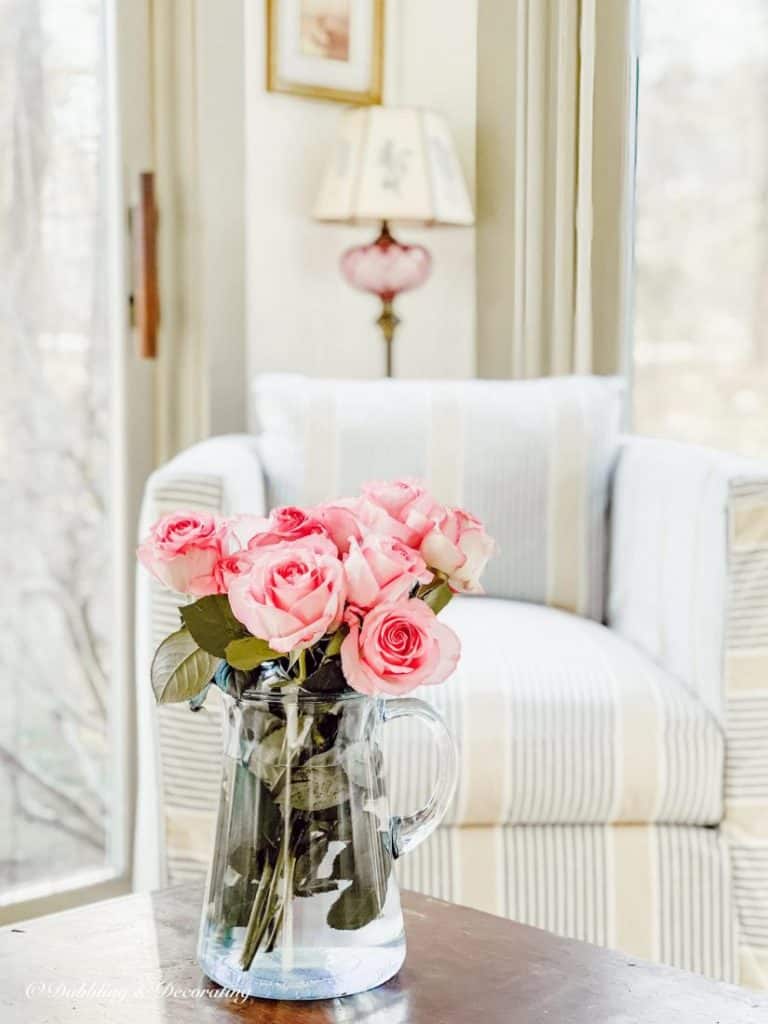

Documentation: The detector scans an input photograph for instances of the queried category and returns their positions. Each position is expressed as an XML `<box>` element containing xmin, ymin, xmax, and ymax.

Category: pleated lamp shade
<box><xmin>313</xmin><ymin>106</ymin><xmax>474</xmax><ymax>227</ymax></box>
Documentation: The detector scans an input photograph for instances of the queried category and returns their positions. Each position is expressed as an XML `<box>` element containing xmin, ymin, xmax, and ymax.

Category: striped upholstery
<box><xmin>386</xmin><ymin>597</ymin><xmax>724</xmax><ymax>827</ymax></box>
<box><xmin>724</xmin><ymin>480</ymin><xmax>768</xmax><ymax>988</ymax></box>
<box><xmin>134</xmin><ymin>398</ymin><xmax>768</xmax><ymax>989</ymax></box>
<box><xmin>145</xmin><ymin>477</ymin><xmax>227</xmax><ymax>884</ymax></box>
<box><xmin>609</xmin><ymin>438</ymin><xmax>732</xmax><ymax>719</ymax></box>
<box><xmin>397</xmin><ymin>824</ymin><xmax>737</xmax><ymax>982</ymax></box>
<box><xmin>253</xmin><ymin>374</ymin><xmax>623</xmax><ymax>621</ymax></box>
<box><xmin>134</xmin><ymin>437</ymin><xmax>265</xmax><ymax>889</ymax></box>
<box><xmin>610</xmin><ymin>438</ymin><xmax>768</xmax><ymax>988</ymax></box>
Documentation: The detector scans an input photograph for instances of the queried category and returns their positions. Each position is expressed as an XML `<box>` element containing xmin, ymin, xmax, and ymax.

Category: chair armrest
<box><xmin>609</xmin><ymin>436</ymin><xmax>768</xmax><ymax>720</ymax></box>
<box><xmin>134</xmin><ymin>434</ymin><xmax>265</xmax><ymax>889</ymax></box>
<box><xmin>609</xmin><ymin>436</ymin><xmax>768</xmax><ymax>939</ymax></box>
<box><xmin>137</xmin><ymin>433</ymin><xmax>267</xmax><ymax>535</ymax></box>
<box><xmin>610</xmin><ymin>435</ymin><xmax>768</xmax><ymax>986</ymax></box>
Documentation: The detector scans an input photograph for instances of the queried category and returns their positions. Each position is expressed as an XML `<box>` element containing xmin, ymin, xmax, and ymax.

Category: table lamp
<box><xmin>314</xmin><ymin>106</ymin><xmax>474</xmax><ymax>376</ymax></box>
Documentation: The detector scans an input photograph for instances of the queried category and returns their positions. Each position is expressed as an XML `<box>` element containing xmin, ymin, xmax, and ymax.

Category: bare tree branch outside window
<box><xmin>0</xmin><ymin>0</ymin><xmax>111</xmax><ymax>893</ymax></box>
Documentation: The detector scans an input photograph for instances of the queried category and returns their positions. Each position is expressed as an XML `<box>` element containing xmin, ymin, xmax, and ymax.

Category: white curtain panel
<box><xmin>477</xmin><ymin>0</ymin><xmax>637</xmax><ymax>379</ymax></box>
<box><xmin>150</xmin><ymin>0</ymin><xmax>252</xmax><ymax>460</ymax></box>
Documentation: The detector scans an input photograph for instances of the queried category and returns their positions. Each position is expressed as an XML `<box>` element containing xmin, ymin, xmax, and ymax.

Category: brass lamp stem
<box><xmin>376</xmin><ymin>298</ymin><xmax>400</xmax><ymax>378</ymax></box>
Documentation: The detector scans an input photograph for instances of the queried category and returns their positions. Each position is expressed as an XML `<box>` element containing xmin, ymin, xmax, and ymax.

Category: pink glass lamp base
<box><xmin>340</xmin><ymin>222</ymin><xmax>432</xmax><ymax>377</ymax></box>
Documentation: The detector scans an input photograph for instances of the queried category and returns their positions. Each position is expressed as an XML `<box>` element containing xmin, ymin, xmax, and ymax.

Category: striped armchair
<box><xmin>134</xmin><ymin>375</ymin><xmax>768</xmax><ymax>988</ymax></box>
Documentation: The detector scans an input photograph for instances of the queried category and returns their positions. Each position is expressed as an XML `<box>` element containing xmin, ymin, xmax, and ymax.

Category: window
<box><xmin>633</xmin><ymin>0</ymin><xmax>768</xmax><ymax>455</ymax></box>
<box><xmin>0</xmin><ymin>0</ymin><xmax>149</xmax><ymax>915</ymax></box>
<box><xmin>0</xmin><ymin>0</ymin><xmax>113</xmax><ymax>901</ymax></box>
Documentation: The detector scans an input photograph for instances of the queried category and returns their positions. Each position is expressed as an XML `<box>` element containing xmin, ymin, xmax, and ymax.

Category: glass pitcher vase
<box><xmin>197</xmin><ymin>685</ymin><xmax>458</xmax><ymax>1000</ymax></box>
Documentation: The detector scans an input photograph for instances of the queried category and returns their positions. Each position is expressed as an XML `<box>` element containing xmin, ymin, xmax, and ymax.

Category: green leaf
<box><xmin>246</xmin><ymin>726</ymin><xmax>287</xmax><ymax>787</ymax></box>
<box><xmin>227</xmin><ymin>841</ymin><xmax>258</xmax><ymax>882</ymax></box>
<box><xmin>326</xmin><ymin>881</ymin><xmax>383</xmax><ymax>931</ymax></box>
<box><xmin>331</xmin><ymin>844</ymin><xmax>356</xmax><ymax>882</ymax></box>
<box><xmin>302</xmin><ymin>658</ymin><xmax>347</xmax><ymax>695</ymax></box>
<box><xmin>254</xmin><ymin>780</ymin><xmax>281</xmax><ymax>850</ymax></box>
<box><xmin>150</xmin><ymin>627</ymin><xmax>220</xmax><ymax>704</ymax></box>
<box><xmin>293</xmin><ymin>831</ymin><xmax>336</xmax><ymax>897</ymax></box>
<box><xmin>225</xmin><ymin>636</ymin><xmax>281</xmax><ymax>671</ymax></box>
<box><xmin>295</xmin><ymin>878</ymin><xmax>340</xmax><ymax>898</ymax></box>
<box><xmin>313</xmin><ymin>804</ymin><xmax>354</xmax><ymax>841</ymax></box>
<box><xmin>180</xmin><ymin>594</ymin><xmax>247</xmax><ymax>658</ymax></box>
<box><xmin>289</xmin><ymin>752</ymin><xmax>349</xmax><ymax>811</ymax></box>
<box><xmin>422</xmin><ymin>581</ymin><xmax>453</xmax><ymax>615</ymax></box>
<box><xmin>324</xmin><ymin>627</ymin><xmax>346</xmax><ymax>659</ymax></box>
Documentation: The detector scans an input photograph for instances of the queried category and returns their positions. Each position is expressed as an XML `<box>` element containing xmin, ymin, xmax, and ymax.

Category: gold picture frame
<box><xmin>267</xmin><ymin>0</ymin><xmax>384</xmax><ymax>105</ymax></box>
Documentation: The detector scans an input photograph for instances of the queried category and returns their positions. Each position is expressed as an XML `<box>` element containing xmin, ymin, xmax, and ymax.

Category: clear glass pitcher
<box><xmin>197</xmin><ymin>687</ymin><xmax>458</xmax><ymax>1000</ymax></box>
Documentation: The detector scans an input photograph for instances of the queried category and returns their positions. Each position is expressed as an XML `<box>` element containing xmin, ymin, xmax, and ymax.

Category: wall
<box><xmin>244</xmin><ymin>0</ymin><xmax>477</xmax><ymax>416</ymax></box>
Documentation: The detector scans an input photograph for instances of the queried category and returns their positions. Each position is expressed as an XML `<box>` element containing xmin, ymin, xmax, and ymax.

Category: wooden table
<box><xmin>2</xmin><ymin>885</ymin><xmax>766</xmax><ymax>1023</ymax></box>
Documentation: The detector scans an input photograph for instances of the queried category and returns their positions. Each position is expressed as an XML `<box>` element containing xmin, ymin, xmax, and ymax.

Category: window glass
<box><xmin>634</xmin><ymin>0</ymin><xmax>768</xmax><ymax>455</ymax></box>
<box><xmin>0</xmin><ymin>0</ymin><xmax>113</xmax><ymax>896</ymax></box>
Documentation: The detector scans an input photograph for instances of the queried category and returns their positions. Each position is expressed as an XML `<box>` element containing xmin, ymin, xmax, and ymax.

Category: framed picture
<box><xmin>267</xmin><ymin>0</ymin><xmax>384</xmax><ymax>105</ymax></box>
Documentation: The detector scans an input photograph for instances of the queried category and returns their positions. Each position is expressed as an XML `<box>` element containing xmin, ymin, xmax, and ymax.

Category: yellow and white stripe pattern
<box><xmin>396</xmin><ymin>824</ymin><xmax>737</xmax><ymax>982</ymax></box>
<box><xmin>724</xmin><ymin>480</ymin><xmax>768</xmax><ymax>988</ymax></box>
<box><xmin>253</xmin><ymin>374</ymin><xmax>624</xmax><ymax>621</ymax></box>
<box><xmin>383</xmin><ymin>597</ymin><xmax>724</xmax><ymax>828</ymax></box>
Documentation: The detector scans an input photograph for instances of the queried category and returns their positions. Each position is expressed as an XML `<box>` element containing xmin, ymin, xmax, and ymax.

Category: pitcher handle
<box><xmin>382</xmin><ymin>697</ymin><xmax>458</xmax><ymax>859</ymax></box>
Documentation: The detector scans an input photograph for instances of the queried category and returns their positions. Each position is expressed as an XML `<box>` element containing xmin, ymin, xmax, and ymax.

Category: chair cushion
<box><xmin>252</xmin><ymin>374</ymin><xmax>623</xmax><ymax>620</ymax></box>
<box><xmin>384</xmin><ymin>597</ymin><xmax>724</xmax><ymax>827</ymax></box>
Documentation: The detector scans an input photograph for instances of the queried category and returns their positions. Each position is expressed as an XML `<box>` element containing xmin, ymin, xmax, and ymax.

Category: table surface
<box><xmin>2</xmin><ymin>884</ymin><xmax>767</xmax><ymax>1023</ymax></box>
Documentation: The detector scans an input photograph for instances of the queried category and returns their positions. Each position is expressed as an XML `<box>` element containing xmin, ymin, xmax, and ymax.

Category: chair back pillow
<box><xmin>252</xmin><ymin>374</ymin><xmax>623</xmax><ymax>621</ymax></box>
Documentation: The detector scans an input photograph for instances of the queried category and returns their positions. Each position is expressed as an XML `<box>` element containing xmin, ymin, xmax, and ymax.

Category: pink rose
<box><xmin>344</xmin><ymin>534</ymin><xmax>432</xmax><ymax>610</ymax></box>
<box><xmin>341</xmin><ymin>599</ymin><xmax>460</xmax><ymax>696</ymax></box>
<box><xmin>359</xmin><ymin>479</ymin><xmax>441</xmax><ymax>547</ymax></box>
<box><xmin>137</xmin><ymin>511</ymin><xmax>225</xmax><ymax>596</ymax></box>
<box><xmin>315</xmin><ymin>499</ymin><xmax>368</xmax><ymax>555</ymax></box>
<box><xmin>228</xmin><ymin>543</ymin><xmax>346</xmax><ymax>653</ymax></box>
<box><xmin>246</xmin><ymin>506</ymin><xmax>334</xmax><ymax>553</ymax></box>
<box><xmin>420</xmin><ymin>508</ymin><xmax>495</xmax><ymax>594</ymax></box>
<box><xmin>215</xmin><ymin>551</ymin><xmax>254</xmax><ymax>591</ymax></box>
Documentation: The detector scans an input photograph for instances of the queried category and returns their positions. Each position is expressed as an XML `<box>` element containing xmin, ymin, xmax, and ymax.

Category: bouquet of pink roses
<box><xmin>139</xmin><ymin>478</ymin><xmax>494</xmax><ymax>705</ymax></box>
<box><xmin>138</xmin><ymin>479</ymin><xmax>493</xmax><ymax>967</ymax></box>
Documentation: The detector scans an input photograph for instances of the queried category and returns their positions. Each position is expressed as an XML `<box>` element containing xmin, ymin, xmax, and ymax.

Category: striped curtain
<box><xmin>476</xmin><ymin>0</ymin><xmax>637</xmax><ymax>379</ymax></box>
